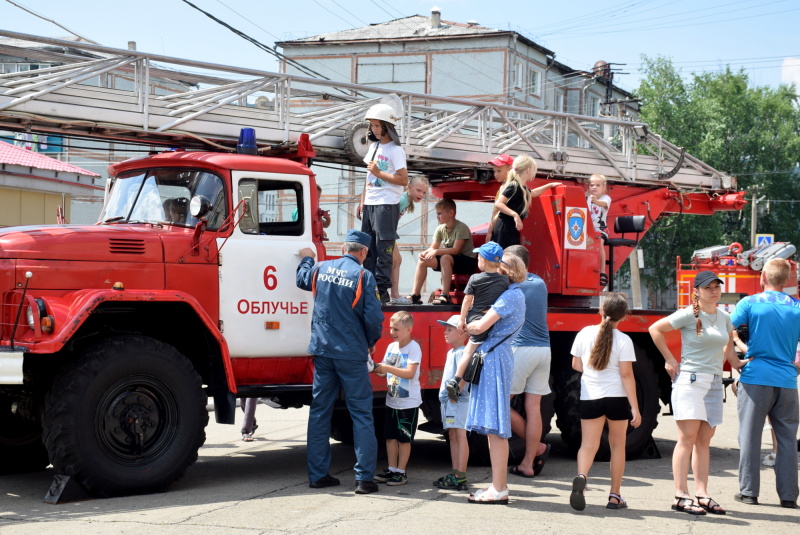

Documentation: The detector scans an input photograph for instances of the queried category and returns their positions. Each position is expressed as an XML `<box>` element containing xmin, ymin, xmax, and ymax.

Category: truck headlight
<box><xmin>26</xmin><ymin>298</ymin><xmax>53</xmax><ymax>334</ymax></box>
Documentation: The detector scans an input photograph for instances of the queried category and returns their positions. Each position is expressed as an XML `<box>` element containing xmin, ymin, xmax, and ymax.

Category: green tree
<box><xmin>634</xmin><ymin>56</ymin><xmax>800</xmax><ymax>306</ymax></box>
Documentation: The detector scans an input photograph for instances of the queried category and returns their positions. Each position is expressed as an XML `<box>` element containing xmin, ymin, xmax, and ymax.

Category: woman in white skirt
<box><xmin>649</xmin><ymin>270</ymin><xmax>733</xmax><ymax>516</ymax></box>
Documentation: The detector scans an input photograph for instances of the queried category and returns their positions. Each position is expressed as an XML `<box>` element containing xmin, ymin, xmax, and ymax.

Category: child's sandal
<box><xmin>606</xmin><ymin>493</ymin><xmax>628</xmax><ymax>509</ymax></box>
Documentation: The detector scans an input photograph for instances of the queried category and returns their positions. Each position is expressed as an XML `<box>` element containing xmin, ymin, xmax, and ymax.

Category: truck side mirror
<box><xmin>237</xmin><ymin>179</ymin><xmax>259</xmax><ymax>235</ymax></box>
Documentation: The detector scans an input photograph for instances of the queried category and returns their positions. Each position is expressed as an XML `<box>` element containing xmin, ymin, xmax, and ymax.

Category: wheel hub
<box><xmin>96</xmin><ymin>380</ymin><xmax>177</xmax><ymax>464</ymax></box>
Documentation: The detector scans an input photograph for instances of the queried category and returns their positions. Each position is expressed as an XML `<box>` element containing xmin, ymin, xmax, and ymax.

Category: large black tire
<box><xmin>330</xmin><ymin>405</ymin><xmax>385</xmax><ymax>445</ymax></box>
<box><xmin>0</xmin><ymin>396</ymin><xmax>50</xmax><ymax>474</ymax></box>
<box><xmin>554</xmin><ymin>345</ymin><xmax>660</xmax><ymax>460</ymax></box>
<box><xmin>43</xmin><ymin>335</ymin><xmax>208</xmax><ymax>497</ymax></box>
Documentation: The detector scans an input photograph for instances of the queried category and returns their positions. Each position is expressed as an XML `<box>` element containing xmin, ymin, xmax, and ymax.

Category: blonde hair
<box><xmin>500</xmin><ymin>252</ymin><xmax>527</xmax><ymax>284</ymax></box>
<box><xmin>404</xmin><ymin>175</ymin><xmax>430</xmax><ymax>214</ymax></box>
<box><xmin>588</xmin><ymin>174</ymin><xmax>607</xmax><ymax>192</ymax></box>
<box><xmin>390</xmin><ymin>310</ymin><xmax>414</xmax><ymax>328</ymax></box>
<box><xmin>763</xmin><ymin>258</ymin><xmax>791</xmax><ymax>287</ymax></box>
<box><xmin>503</xmin><ymin>154</ymin><xmax>537</xmax><ymax>218</ymax></box>
<box><xmin>589</xmin><ymin>293</ymin><xmax>628</xmax><ymax>371</ymax></box>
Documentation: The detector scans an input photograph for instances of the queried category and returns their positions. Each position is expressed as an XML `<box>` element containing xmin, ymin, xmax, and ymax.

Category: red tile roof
<box><xmin>0</xmin><ymin>140</ymin><xmax>99</xmax><ymax>176</ymax></box>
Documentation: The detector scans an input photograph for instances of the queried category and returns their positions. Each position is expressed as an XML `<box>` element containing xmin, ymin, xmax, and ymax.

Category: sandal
<box><xmin>467</xmin><ymin>486</ymin><xmax>509</xmax><ymax>505</ymax></box>
<box><xmin>671</xmin><ymin>495</ymin><xmax>706</xmax><ymax>515</ymax></box>
<box><xmin>431</xmin><ymin>294</ymin><xmax>453</xmax><ymax>305</ymax></box>
<box><xmin>533</xmin><ymin>443</ymin><xmax>551</xmax><ymax>476</ymax></box>
<box><xmin>599</xmin><ymin>273</ymin><xmax>609</xmax><ymax>286</ymax></box>
<box><xmin>606</xmin><ymin>493</ymin><xmax>628</xmax><ymax>509</ymax></box>
<box><xmin>696</xmin><ymin>496</ymin><xmax>726</xmax><ymax>515</ymax></box>
<box><xmin>404</xmin><ymin>294</ymin><xmax>422</xmax><ymax>305</ymax></box>
<box><xmin>242</xmin><ymin>433</ymin><xmax>254</xmax><ymax>442</ymax></box>
<box><xmin>569</xmin><ymin>474</ymin><xmax>586</xmax><ymax>511</ymax></box>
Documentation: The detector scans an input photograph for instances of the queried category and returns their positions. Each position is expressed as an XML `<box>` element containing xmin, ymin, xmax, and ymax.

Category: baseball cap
<box><xmin>436</xmin><ymin>314</ymin><xmax>461</xmax><ymax>328</ymax></box>
<box><xmin>488</xmin><ymin>154</ymin><xmax>514</xmax><ymax>167</ymax></box>
<box><xmin>694</xmin><ymin>270</ymin><xmax>723</xmax><ymax>288</ymax></box>
<box><xmin>345</xmin><ymin>228</ymin><xmax>371</xmax><ymax>247</ymax></box>
<box><xmin>474</xmin><ymin>241</ymin><xmax>506</xmax><ymax>263</ymax></box>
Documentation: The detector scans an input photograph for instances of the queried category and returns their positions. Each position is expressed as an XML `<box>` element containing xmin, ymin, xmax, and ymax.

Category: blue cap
<box><xmin>474</xmin><ymin>241</ymin><xmax>505</xmax><ymax>263</ymax></box>
<box><xmin>345</xmin><ymin>229</ymin><xmax>371</xmax><ymax>247</ymax></box>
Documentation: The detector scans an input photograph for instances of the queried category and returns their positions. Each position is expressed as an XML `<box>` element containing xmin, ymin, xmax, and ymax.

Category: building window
<box><xmin>529</xmin><ymin>70</ymin><xmax>541</xmax><ymax>96</ymax></box>
<box><xmin>589</xmin><ymin>97</ymin><xmax>600</xmax><ymax>117</ymax></box>
<box><xmin>512</xmin><ymin>62</ymin><xmax>524</xmax><ymax>89</ymax></box>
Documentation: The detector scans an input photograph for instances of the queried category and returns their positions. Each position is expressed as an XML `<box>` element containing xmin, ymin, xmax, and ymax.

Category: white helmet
<box><xmin>365</xmin><ymin>103</ymin><xmax>399</xmax><ymax>126</ymax></box>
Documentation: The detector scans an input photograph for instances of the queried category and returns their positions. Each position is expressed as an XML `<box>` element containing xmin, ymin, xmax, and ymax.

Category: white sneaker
<box><xmin>389</xmin><ymin>296</ymin><xmax>412</xmax><ymax>305</ymax></box>
<box><xmin>762</xmin><ymin>453</ymin><xmax>776</xmax><ymax>467</ymax></box>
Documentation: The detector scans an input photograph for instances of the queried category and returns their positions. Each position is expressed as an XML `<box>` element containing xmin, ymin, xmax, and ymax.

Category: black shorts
<box><xmin>384</xmin><ymin>406</ymin><xmax>419</xmax><ymax>443</ymax></box>
<box><xmin>434</xmin><ymin>254</ymin><xmax>477</xmax><ymax>275</ymax></box>
<box><xmin>580</xmin><ymin>397</ymin><xmax>631</xmax><ymax>421</ymax></box>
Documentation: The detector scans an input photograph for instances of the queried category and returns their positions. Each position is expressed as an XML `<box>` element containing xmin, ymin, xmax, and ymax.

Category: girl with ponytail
<box><xmin>569</xmin><ymin>293</ymin><xmax>641</xmax><ymax>511</ymax></box>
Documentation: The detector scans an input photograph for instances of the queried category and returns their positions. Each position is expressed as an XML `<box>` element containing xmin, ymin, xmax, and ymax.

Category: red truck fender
<box><xmin>40</xmin><ymin>289</ymin><xmax>238</xmax><ymax>393</ymax></box>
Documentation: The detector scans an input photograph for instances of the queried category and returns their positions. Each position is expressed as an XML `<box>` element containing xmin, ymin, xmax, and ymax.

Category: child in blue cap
<box><xmin>445</xmin><ymin>241</ymin><xmax>509</xmax><ymax>402</ymax></box>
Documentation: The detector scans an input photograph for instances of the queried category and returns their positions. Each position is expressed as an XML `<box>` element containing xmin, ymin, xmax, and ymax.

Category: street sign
<box><xmin>755</xmin><ymin>233</ymin><xmax>774</xmax><ymax>247</ymax></box>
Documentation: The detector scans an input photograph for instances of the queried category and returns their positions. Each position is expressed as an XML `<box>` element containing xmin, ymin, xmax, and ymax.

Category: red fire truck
<box><xmin>676</xmin><ymin>241</ymin><xmax>798</xmax><ymax>309</ymax></box>
<box><xmin>0</xmin><ymin>31</ymin><xmax>746</xmax><ymax>497</ymax></box>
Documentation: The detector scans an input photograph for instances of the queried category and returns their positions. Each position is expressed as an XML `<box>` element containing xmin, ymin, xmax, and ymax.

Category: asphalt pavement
<box><xmin>1</xmin><ymin>392</ymin><xmax>798</xmax><ymax>534</ymax></box>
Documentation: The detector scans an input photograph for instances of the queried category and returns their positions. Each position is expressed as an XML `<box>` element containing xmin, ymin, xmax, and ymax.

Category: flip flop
<box><xmin>509</xmin><ymin>465</ymin><xmax>536</xmax><ymax>478</ymax></box>
<box><xmin>533</xmin><ymin>443</ymin><xmax>551</xmax><ymax>476</ymax></box>
<box><xmin>468</xmin><ymin>486</ymin><xmax>509</xmax><ymax>505</ymax></box>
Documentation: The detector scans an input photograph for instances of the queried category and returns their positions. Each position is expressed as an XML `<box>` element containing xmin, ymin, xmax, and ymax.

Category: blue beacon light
<box><xmin>237</xmin><ymin>128</ymin><xmax>258</xmax><ymax>155</ymax></box>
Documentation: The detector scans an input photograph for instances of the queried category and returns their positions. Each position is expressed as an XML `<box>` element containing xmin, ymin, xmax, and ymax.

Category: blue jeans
<box><xmin>307</xmin><ymin>355</ymin><xmax>377</xmax><ymax>482</ymax></box>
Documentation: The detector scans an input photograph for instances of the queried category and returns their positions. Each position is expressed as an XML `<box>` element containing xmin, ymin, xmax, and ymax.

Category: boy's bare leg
<box><xmin>411</xmin><ymin>257</ymin><xmax>435</xmax><ymax>296</ymax></box>
<box><xmin>397</xmin><ymin>442</ymin><xmax>411</xmax><ymax>471</ymax></box>
<box><xmin>439</xmin><ymin>254</ymin><xmax>454</xmax><ymax>294</ymax></box>
<box><xmin>386</xmin><ymin>439</ymin><xmax>399</xmax><ymax>469</ymax></box>
<box><xmin>452</xmin><ymin>428</ymin><xmax>469</xmax><ymax>472</ymax></box>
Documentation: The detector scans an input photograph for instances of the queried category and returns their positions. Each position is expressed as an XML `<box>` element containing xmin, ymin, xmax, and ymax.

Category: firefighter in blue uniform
<box><xmin>296</xmin><ymin>229</ymin><xmax>384</xmax><ymax>495</ymax></box>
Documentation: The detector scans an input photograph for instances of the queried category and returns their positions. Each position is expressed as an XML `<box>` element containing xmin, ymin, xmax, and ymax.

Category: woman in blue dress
<box><xmin>465</xmin><ymin>252</ymin><xmax>526</xmax><ymax>504</ymax></box>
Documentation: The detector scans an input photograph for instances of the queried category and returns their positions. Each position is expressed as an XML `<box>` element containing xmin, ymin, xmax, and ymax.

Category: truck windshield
<box><xmin>100</xmin><ymin>168</ymin><xmax>227</xmax><ymax>228</ymax></box>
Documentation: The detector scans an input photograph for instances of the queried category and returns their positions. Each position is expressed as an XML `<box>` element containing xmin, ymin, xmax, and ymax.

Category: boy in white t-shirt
<box><xmin>373</xmin><ymin>311</ymin><xmax>421</xmax><ymax>486</ymax></box>
<box><xmin>357</xmin><ymin>104</ymin><xmax>408</xmax><ymax>304</ymax></box>
<box><xmin>569</xmin><ymin>293</ymin><xmax>641</xmax><ymax>512</ymax></box>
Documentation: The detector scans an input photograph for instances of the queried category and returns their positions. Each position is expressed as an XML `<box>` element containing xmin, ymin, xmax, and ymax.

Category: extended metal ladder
<box><xmin>0</xmin><ymin>30</ymin><xmax>735</xmax><ymax>192</ymax></box>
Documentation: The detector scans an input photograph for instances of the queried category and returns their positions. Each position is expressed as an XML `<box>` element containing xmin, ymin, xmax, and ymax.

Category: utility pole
<box><xmin>750</xmin><ymin>193</ymin><xmax>766</xmax><ymax>248</ymax></box>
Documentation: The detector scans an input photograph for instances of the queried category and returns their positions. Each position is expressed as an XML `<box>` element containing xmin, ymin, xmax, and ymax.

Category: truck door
<box><xmin>218</xmin><ymin>171</ymin><xmax>314</xmax><ymax>358</ymax></box>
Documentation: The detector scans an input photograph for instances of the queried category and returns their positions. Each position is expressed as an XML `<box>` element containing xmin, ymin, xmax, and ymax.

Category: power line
<box><xmin>3</xmin><ymin>0</ymin><xmax>99</xmax><ymax>44</ymax></box>
<box><xmin>179</xmin><ymin>0</ymin><xmax>349</xmax><ymax>84</ymax></box>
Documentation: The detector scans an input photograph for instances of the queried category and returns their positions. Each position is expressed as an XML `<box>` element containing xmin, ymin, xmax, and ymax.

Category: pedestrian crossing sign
<box><xmin>755</xmin><ymin>234</ymin><xmax>774</xmax><ymax>247</ymax></box>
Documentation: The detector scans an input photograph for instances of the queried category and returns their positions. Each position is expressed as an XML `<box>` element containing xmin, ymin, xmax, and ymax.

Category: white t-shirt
<box><xmin>383</xmin><ymin>340</ymin><xmax>422</xmax><ymax>409</ymax></box>
<box><xmin>571</xmin><ymin>325</ymin><xmax>636</xmax><ymax>400</ymax></box>
<box><xmin>363</xmin><ymin>140</ymin><xmax>407</xmax><ymax>205</ymax></box>
<box><xmin>588</xmin><ymin>194</ymin><xmax>611</xmax><ymax>231</ymax></box>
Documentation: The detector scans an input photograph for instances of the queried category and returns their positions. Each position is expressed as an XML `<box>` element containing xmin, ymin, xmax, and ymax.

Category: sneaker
<box><xmin>433</xmin><ymin>473</ymin><xmax>468</xmax><ymax>490</ymax></box>
<box><xmin>375</xmin><ymin>468</ymin><xmax>394</xmax><ymax>483</ymax></box>
<box><xmin>386</xmin><ymin>472</ymin><xmax>408</xmax><ymax>486</ymax></box>
<box><xmin>445</xmin><ymin>378</ymin><xmax>460</xmax><ymax>403</ymax></box>
<box><xmin>762</xmin><ymin>453</ymin><xmax>776</xmax><ymax>467</ymax></box>
<box><xmin>389</xmin><ymin>296</ymin><xmax>412</xmax><ymax>305</ymax></box>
